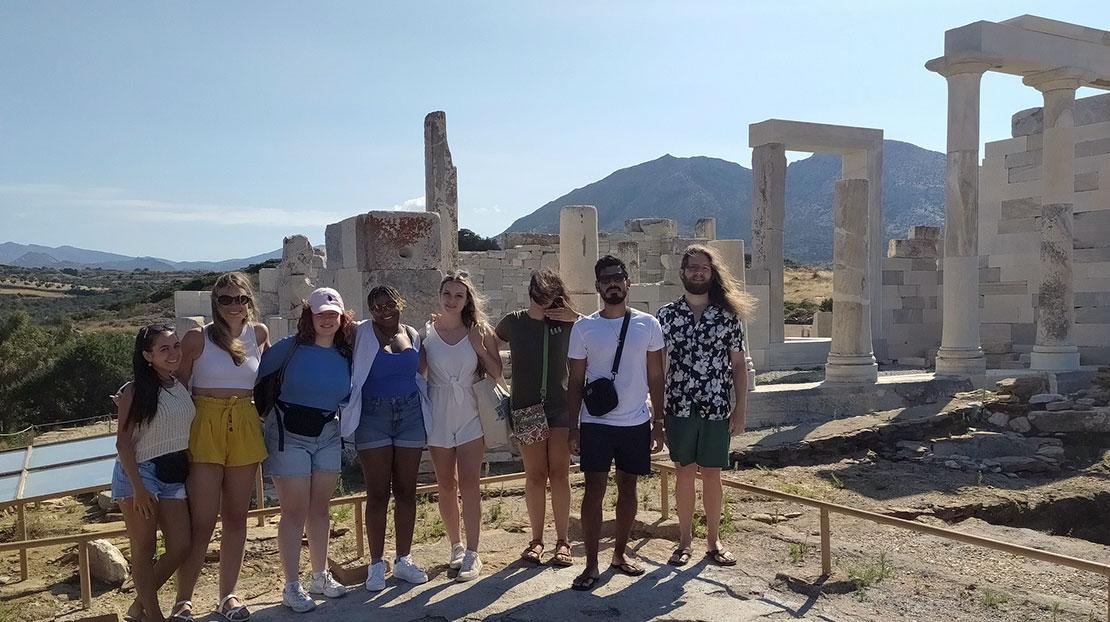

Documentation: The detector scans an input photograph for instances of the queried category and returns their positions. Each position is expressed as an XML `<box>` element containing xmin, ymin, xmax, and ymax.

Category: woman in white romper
<box><xmin>421</xmin><ymin>272</ymin><xmax>502</xmax><ymax>582</ymax></box>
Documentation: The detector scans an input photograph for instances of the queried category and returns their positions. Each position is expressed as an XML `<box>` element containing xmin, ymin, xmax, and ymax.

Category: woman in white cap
<box><xmin>257</xmin><ymin>288</ymin><xmax>355</xmax><ymax>612</ymax></box>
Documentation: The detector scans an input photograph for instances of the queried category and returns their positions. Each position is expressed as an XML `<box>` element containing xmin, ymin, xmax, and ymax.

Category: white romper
<box><xmin>422</xmin><ymin>322</ymin><xmax>485</xmax><ymax>449</ymax></box>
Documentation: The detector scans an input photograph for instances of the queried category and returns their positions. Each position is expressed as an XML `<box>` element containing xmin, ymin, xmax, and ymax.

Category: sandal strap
<box><xmin>218</xmin><ymin>594</ymin><xmax>239</xmax><ymax>609</ymax></box>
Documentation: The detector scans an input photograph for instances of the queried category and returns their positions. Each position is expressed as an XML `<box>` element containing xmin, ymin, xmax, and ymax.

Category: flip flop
<box><xmin>571</xmin><ymin>572</ymin><xmax>599</xmax><ymax>591</ymax></box>
<box><xmin>520</xmin><ymin>540</ymin><xmax>544</xmax><ymax>564</ymax></box>
<box><xmin>550</xmin><ymin>540</ymin><xmax>574</xmax><ymax>567</ymax></box>
<box><xmin>668</xmin><ymin>547</ymin><xmax>693</xmax><ymax>567</ymax></box>
<box><xmin>706</xmin><ymin>549</ymin><xmax>737</xmax><ymax>566</ymax></box>
<box><xmin>609</xmin><ymin>560</ymin><xmax>645</xmax><ymax>576</ymax></box>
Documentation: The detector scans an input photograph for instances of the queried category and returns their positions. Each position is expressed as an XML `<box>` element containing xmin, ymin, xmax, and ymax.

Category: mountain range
<box><xmin>501</xmin><ymin>140</ymin><xmax>945</xmax><ymax>262</ymax></box>
<box><xmin>0</xmin><ymin>242</ymin><xmax>281</xmax><ymax>272</ymax></box>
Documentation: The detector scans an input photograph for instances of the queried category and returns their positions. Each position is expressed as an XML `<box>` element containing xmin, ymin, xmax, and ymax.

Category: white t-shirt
<box><xmin>568</xmin><ymin>308</ymin><xmax>665</xmax><ymax>427</ymax></box>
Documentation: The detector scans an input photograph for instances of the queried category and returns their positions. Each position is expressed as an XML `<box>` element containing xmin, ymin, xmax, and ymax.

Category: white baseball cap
<box><xmin>308</xmin><ymin>288</ymin><xmax>345</xmax><ymax>314</ymax></box>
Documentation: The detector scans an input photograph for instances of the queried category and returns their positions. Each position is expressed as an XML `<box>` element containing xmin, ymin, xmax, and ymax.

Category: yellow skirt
<box><xmin>189</xmin><ymin>395</ymin><xmax>268</xmax><ymax>467</ymax></box>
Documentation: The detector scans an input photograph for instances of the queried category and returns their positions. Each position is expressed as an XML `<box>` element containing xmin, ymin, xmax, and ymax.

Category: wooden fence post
<box><xmin>354</xmin><ymin>500</ymin><xmax>365</xmax><ymax>558</ymax></box>
<box><xmin>17</xmin><ymin>503</ymin><xmax>28</xmax><ymax>580</ymax></box>
<box><xmin>660</xmin><ymin>470</ymin><xmax>670</xmax><ymax>520</ymax></box>
<box><xmin>255</xmin><ymin>466</ymin><xmax>265</xmax><ymax>527</ymax></box>
<box><xmin>820</xmin><ymin>508</ymin><xmax>832</xmax><ymax>576</ymax></box>
<box><xmin>78</xmin><ymin>540</ymin><xmax>92</xmax><ymax>607</ymax></box>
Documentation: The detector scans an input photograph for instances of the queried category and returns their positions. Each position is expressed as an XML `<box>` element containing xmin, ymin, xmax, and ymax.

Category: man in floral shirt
<box><xmin>657</xmin><ymin>244</ymin><xmax>754</xmax><ymax>568</ymax></box>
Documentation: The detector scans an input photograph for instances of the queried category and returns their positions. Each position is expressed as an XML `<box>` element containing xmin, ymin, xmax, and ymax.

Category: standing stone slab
<box><xmin>358</xmin><ymin>211</ymin><xmax>442</xmax><ymax>272</ymax></box>
<box><xmin>694</xmin><ymin>218</ymin><xmax>717</xmax><ymax>240</ymax></box>
<box><xmin>174</xmin><ymin>291</ymin><xmax>211</xmax><ymax>319</ymax></box>
<box><xmin>425</xmin><ymin>111</ymin><xmax>459</xmax><ymax>273</ymax></box>
<box><xmin>560</xmin><ymin>206</ymin><xmax>600</xmax><ymax>315</ymax></box>
<box><xmin>364</xmin><ymin>269</ymin><xmax>443</xmax><ymax>333</ymax></box>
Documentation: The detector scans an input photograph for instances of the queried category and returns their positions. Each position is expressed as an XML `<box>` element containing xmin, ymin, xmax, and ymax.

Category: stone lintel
<box><xmin>748</xmin><ymin>119</ymin><xmax>882</xmax><ymax>154</ymax></box>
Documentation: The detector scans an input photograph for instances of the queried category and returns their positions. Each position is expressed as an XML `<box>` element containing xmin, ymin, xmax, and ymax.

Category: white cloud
<box><xmin>389</xmin><ymin>195</ymin><xmax>426</xmax><ymax>211</ymax></box>
<box><xmin>0</xmin><ymin>183</ymin><xmax>346</xmax><ymax>228</ymax></box>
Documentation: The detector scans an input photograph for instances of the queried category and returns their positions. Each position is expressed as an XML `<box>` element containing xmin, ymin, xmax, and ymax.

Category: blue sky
<box><xmin>1</xmin><ymin>1</ymin><xmax>1106</xmax><ymax>261</ymax></box>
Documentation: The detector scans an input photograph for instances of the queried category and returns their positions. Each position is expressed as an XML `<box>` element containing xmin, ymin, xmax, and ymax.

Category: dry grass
<box><xmin>784</xmin><ymin>266</ymin><xmax>832</xmax><ymax>304</ymax></box>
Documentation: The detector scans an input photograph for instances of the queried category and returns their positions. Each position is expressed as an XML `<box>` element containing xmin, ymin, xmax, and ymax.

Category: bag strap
<box><xmin>539</xmin><ymin>324</ymin><xmax>549</xmax><ymax>401</ymax></box>
<box><xmin>610</xmin><ymin>310</ymin><xmax>632</xmax><ymax>379</ymax></box>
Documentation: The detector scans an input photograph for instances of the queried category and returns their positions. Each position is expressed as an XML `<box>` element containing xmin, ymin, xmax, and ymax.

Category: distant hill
<box><xmin>0</xmin><ymin>242</ymin><xmax>281</xmax><ymax>272</ymax></box>
<box><xmin>501</xmin><ymin>140</ymin><xmax>945</xmax><ymax>262</ymax></box>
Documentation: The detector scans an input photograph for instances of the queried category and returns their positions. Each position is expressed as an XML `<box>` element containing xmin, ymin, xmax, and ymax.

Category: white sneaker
<box><xmin>364</xmin><ymin>560</ymin><xmax>387</xmax><ymax>592</ymax></box>
<box><xmin>456</xmin><ymin>550</ymin><xmax>482</xmax><ymax>582</ymax></box>
<box><xmin>393</xmin><ymin>555</ymin><xmax>429</xmax><ymax>585</ymax></box>
<box><xmin>448</xmin><ymin>543</ymin><xmax>466</xmax><ymax>569</ymax></box>
<box><xmin>282</xmin><ymin>582</ymin><xmax>316</xmax><ymax>613</ymax></box>
<box><xmin>309</xmin><ymin>570</ymin><xmax>347</xmax><ymax>598</ymax></box>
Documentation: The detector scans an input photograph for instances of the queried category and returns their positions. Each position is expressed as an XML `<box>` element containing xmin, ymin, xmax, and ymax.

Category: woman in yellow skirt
<box><xmin>174</xmin><ymin>272</ymin><xmax>269</xmax><ymax>622</ymax></box>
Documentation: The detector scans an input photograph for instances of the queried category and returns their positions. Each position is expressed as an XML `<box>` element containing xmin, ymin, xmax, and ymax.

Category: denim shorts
<box><xmin>263</xmin><ymin>417</ymin><xmax>342</xmax><ymax>477</ymax></box>
<box><xmin>111</xmin><ymin>459</ymin><xmax>188</xmax><ymax>502</ymax></box>
<box><xmin>354</xmin><ymin>391</ymin><xmax>426</xmax><ymax>450</ymax></box>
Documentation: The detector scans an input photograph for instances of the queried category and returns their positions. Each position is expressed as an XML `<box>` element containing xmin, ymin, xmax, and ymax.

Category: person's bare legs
<box><xmin>429</xmin><ymin>446</ymin><xmax>461</xmax><ymax>548</ymax></box>
<box><xmin>271</xmin><ymin>476</ymin><xmax>310</xmax><ymax>584</ymax></box>
<box><xmin>674</xmin><ymin>463</ymin><xmax>698</xmax><ymax>551</ymax></box>
<box><xmin>392</xmin><ymin>447</ymin><xmax>423</xmax><ymax>557</ymax></box>
<box><xmin>520</xmin><ymin>438</ymin><xmax>550</xmax><ymax>545</ymax></box>
<box><xmin>547</xmin><ymin>429</ymin><xmax>572</xmax><ymax>545</ymax></box>
<box><xmin>217</xmin><ymin>464</ymin><xmax>260</xmax><ymax>606</ymax></box>
<box><xmin>611</xmin><ymin>470</ymin><xmax>639</xmax><ymax>567</ymax></box>
<box><xmin>575</xmin><ymin>471</ymin><xmax>608</xmax><ymax>585</ymax></box>
<box><xmin>306</xmin><ymin>471</ymin><xmax>339</xmax><ymax>573</ymax></box>
<box><xmin>126</xmin><ymin>499</ymin><xmax>192</xmax><ymax>619</ymax></box>
<box><xmin>359</xmin><ymin>447</ymin><xmax>394</xmax><ymax>561</ymax></box>
<box><xmin>121</xmin><ymin>498</ymin><xmax>164</xmax><ymax>622</ymax></box>
<box><xmin>701</xmin><ymin>467</ymin><xmax>724</xmax><ymax>552</ymax></box>
<box><xmin>455</xmin><ymin>437</ymin><xmax>486</xmax><ymax>552</ymax></box>
<box><xmin>175</xmin><ymin>463</ymin><xmax>224</xmax><ymax>610</ymax></box>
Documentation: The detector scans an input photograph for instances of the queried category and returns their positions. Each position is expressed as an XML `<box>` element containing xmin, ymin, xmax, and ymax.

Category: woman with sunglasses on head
<box><xmin>341</xmin><ymin>286</ymin><xmax>430</xmax><ymax>593</ymax></box>
<box><xmin>494</xmin><ymin>270</ymin><xmax>580</xmax><ymax>568</ymax></box>
<box><xmin>258</xmin><ymin>288</ymin><xmax>353</xmax><ymax>612</ymax></box>
<box><xmin>113</xmin><ymin>324</ymin><xmax>195</xmax><ymax>622</ymax></box>
<box><xmin>421</xmin><ymin>271</ymin><xmax>501</xmax><ymax>581</ymax></box>
<box><xmin>174</xmin><ymin>272</ymin><xmax>268</xmax><ymax>622</ymax></box>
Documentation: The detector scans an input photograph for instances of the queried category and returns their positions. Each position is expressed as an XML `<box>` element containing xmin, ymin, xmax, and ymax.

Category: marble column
<box><xmin>424</xmin><ymin>111</ymin><xmax>459</xmax><ymax>273</ymax></box>
<box><xmin>926</xmin><ymin>60</ymin><xmax>990</xmax><ymax>376</ymax></box>
<box><xmin>709</xmin><ymin>238</ymin><xmax>758</xmax><ymax>390</ymax></box>
<box><xmin>559</xmin><ymin>205</ymin><xmax>600</xmax><ymax>314</ymax></box>
<box><xmin>825</xmin><ymin>179</ymin><xmax>878</xmax><ymax>383</ymax></box>
<box><xmin>842</xmin><ymin>145</ymin><xmax>884</xmax><ymax>359</ymax></box>
<box><xmin>749</xmin><ymin>143</ymin><xmax>786</xmax><ymax>368</ymax></box>
<box><xmin>1026</xmin><ymin>70</ymin><xmax>1086</xmax><ymax>371</ymax></box>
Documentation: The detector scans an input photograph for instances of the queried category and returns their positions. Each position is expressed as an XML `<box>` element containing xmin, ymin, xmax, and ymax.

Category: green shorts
<box><xmin>665</xmin><ymin>413</ymin><xmax>731</xmax><ymax>469</ymax></box>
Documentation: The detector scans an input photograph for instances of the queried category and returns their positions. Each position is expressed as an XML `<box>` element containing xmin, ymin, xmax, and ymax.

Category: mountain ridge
<box><xmin>0</xmin><ymin>242</ymin><xmax>281</xmax><ymax>272</ymax></box>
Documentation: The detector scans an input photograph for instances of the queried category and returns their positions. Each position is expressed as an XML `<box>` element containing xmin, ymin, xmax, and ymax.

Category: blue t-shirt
<box><xmin>258</xmin><ymin>336</ymin><xmax>351</xmax><ymax>411</ymax></box>
<box><xmin>363</xmin><ymin>348</ymin><xmax>419</xmax><ymax>399</ymax></box>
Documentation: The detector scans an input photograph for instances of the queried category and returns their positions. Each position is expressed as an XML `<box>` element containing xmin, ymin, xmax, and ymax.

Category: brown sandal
<box><xmin>521</xmin><ymin>540</ymin><xmax>544</xmax><ymax>564</ymax></box>
<box><xmin>707</xmin><ymin>549</ymin><xmax>737</xmax><ymax>566</ymax></box>
<box><xmin>550</xmin><ymin>540</ymin><xmax>573</xmax><ymax>567</ymax></box>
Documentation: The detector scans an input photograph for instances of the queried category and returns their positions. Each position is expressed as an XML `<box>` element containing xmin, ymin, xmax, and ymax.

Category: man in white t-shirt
<box><xmin>566</xmin><ymin>255</ymin><xmax>665</xmax><ymax>591</ymax></box>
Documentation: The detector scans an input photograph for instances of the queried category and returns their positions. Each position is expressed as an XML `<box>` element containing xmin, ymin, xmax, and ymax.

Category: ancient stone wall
<box><xmin>880</xmin><ymin>226</ymin><xmax>942</xmax><ymax>365</ymax></box>
<box><xmin>979</xmin><ymin>92</ymin><xmax>1110</xmax><ymax>365</ymax></box>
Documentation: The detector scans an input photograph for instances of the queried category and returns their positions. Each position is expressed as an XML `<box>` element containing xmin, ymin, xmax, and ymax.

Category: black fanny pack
<box><xmin>151</xmin><ymin>450</ymin><xmax>190</xmax><ymax>484</ymax></box>
<box><xmin>582</xmin><ymin>311</ymin><xmax>631</xmax><ymax>417</ymax></box>
<box><xmin>275</xmin><ymin>400</ymin><xmax>336</xmax><ymax>450</ymax></box>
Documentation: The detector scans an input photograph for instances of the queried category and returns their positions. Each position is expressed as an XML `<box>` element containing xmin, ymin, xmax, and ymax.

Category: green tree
<box><xmin>15</xmin><ymin>332</ymin><xmax>132</xmax><ymax>426</ymax></box>
<box><xmin>0</xmin><ymin>313</ymin><xmax>58</xmax><ymax>431</ymax></box>
<box><xmin>458</xmin><ymin>229</ymin><xmax>500</xmax><ymax>251</ymax></box>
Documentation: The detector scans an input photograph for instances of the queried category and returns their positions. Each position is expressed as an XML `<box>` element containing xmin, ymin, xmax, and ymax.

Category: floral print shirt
<box><xmin>657</xmin><ymin>297</ymin><xmax>745</xmax><ymax>421</ymax></box>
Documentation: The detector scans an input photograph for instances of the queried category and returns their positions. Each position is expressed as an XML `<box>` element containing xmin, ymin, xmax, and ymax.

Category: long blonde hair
<box><xmin>681</xmin><ymin>244</ymin><xmax>756</xmax><ymax>321</ymax></box>
<box><xmin>440</xmin><ymin>271</ymin><xmax>488</xmax><ymax>329</ymax></box>
<box><xmin>207</xmin><ymin>271</ymin><xmax>257</xmax><ymax>366</ymax></box>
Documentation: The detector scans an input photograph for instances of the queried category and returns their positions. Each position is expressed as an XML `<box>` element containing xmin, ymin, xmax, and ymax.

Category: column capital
<box><xmin>1022</xmin><ymin>67</ymin><xmax>1093</xmax><ymax>93</ymax></box>
<box><xmin>925</xmin><ymin>57</ymin><xmax>993</xmax><ymax>78</ymax></box>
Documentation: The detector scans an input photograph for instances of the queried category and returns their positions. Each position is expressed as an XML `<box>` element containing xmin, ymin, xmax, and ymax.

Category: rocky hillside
<box><xmin>501</xmin><ymin>140</ymin><xmax>944</xmax><ymax>262</ymax></box>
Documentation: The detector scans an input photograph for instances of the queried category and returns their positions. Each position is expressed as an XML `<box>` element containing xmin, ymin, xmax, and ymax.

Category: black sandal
<box><xmin>706</xmin><ymin>549</ymin><xmax>737</xmax><ymax>566</ymax></box>
<box><xmin>668</xmin><ymin>547</ymin><xmax>693</xmax><ymax>567</ymax></box>
<box><xmin>609</xmin><ymin>560</ymin><xmax>645</xmax><ymax>576</ymax></box>
<box><xmin>521</xmin><ymin>540</ymin><xmax>544</xmax><ymax>564</ymax></box>
<box><xmin>571</xmin><ymin>572</ymin><xmax>599</xmax><ymax>591</ymax></box>
<box><xmin>550</xmin><ymin>540</ymin><xmax>573</xmax><ymax>567</ymax></box>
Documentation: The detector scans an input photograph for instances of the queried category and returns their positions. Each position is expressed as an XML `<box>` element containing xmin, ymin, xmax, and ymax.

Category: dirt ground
<box><xmin>2</xmin><ymin>448</ymin><xmax>1107</xmax><ymax>622</ymax></box>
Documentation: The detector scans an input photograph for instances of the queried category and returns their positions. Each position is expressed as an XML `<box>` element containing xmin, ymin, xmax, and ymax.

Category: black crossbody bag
<box><xmin>583</xmin><ymin>311</ymin><xmax>631</xmax><ymax>417</ymax></box>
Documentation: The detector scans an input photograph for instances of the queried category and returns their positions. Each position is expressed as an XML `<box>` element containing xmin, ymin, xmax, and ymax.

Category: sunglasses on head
<box><xmin>217</xmin><ymin>295</ymin><xmax>253</xmax><ymax>306</ymax></box>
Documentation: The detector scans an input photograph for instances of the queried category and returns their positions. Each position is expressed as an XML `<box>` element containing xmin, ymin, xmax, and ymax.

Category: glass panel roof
<box><xmin>28</xmin><ymin>435</ymin><xmax>116</xmax><ymax>469</ymax></box>
<box><xmin>0</xmin><ymin>474</ymin><xmax>20</xmax><ymax>504</ymax></box>
<box><xmin>20</xmin><ymin>456</ymin><xmax>115</xmax><ymax>501</ymax></box>
<box><xmin>0</xmin><ymin>448</ymin><xmax>28</xmax><ymax>477</ymax></box>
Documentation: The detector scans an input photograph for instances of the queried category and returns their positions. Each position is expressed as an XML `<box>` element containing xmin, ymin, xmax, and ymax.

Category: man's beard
<box><xmin>602</xmin><ymin>288</ymin><xmax>627</xmax><ymax>304</ymax></box>
<box><xmin>681</xmin><ymin>275</ymin><xmax>711</xmax><ymax>295</ymax></box>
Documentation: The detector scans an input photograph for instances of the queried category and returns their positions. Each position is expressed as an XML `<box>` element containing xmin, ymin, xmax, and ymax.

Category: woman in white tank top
<box><xmin>420</xmin><ymin>272</ymin><xmax>502</xmax><ymax>582</ymax></box>
<box><xmin>174</xmin><ymin>272</ymin><xmax>269</xmax><ymax>622</ymax></box>
<box><xmin>113</xmin><ymin>324</ymin><xmax>195</xmax><ymax>622</ymax></box>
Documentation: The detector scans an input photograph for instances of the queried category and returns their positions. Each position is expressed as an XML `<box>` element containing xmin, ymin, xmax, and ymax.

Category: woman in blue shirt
<box><xmin>259</xmin><ymin>288</ymin><xmax>353</xmax><ymax>613</ymax></box>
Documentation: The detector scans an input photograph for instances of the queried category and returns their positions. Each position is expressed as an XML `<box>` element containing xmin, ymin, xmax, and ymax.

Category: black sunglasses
<box><xmin>217</xmin><ymin>295</ymin><xmax>253</xmax><ymax>306</ymax></box>
<box><xmin>597</xmin><ymin>273</ymin><xmax>628</xmax><ymax>285</ymax></box>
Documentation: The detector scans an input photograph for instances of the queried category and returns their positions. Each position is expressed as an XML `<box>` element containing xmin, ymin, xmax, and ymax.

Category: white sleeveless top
<box><xmin>423</xmin><ymin>322</ymin><xmax>479</xmax><ymax>414</ymax></box>
<box><xmin>190</xmin><ymin>322</ymin><xmax>261</xmax><ymax>390</ymax></box>
<box><xmin>133</xmin><ymin>380</ymin><xmax>196</xmax><ymax>463</ymax></box>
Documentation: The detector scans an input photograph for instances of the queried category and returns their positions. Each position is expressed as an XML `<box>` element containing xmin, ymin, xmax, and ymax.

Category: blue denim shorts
<box><xmin>354</xmin><ymin>391</ymin><xmax>426</xmax><ymax>450</ymax></box>
<box><xmin>263</xmin><ymin>417</ymin><xmax>342</xmax><ymax>477</ymax></box>
<box><xmin>111</xmin><ymin>459</ymin><xmax>188</xmax><ymax>502</ymax></box>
